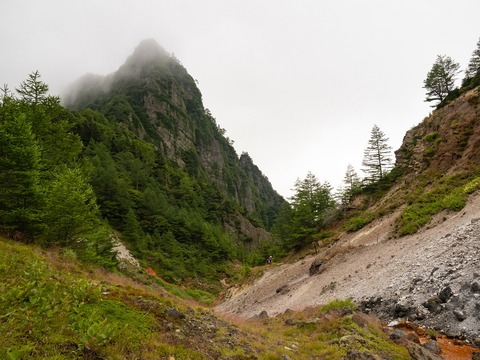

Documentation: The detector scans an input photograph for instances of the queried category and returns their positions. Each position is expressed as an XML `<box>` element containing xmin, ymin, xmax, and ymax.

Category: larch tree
<box><xmin>361</xmin><ymin>125</ymin><xmax>393</xmax><ymax>184</ymax></box>
<box><xmin>16</xmin><ymin>70</ymin><xmax>49</xmax><ymax>106</ymax></box>
<box><xmin>464</xmin><ymin>37</ymin><xmax>480</xmax><ymax>82</ymax></box>
<box><xmin>423</xmin><ymin>55</ymin><xmax>461</xmax><ymax>106</ymax></box>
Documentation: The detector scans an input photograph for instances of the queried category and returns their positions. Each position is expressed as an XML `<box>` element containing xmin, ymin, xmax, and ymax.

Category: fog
<box><xmin>2</xmin><ymin>0</ymin><xmax>480</xmax><ymax>197</ymax></box>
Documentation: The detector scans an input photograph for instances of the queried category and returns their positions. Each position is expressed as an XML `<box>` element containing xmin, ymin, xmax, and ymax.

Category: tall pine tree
<box><xmin>362</xmin><ymin>125</ymin><xmax>392</xmax><ymax>184</ymax></box>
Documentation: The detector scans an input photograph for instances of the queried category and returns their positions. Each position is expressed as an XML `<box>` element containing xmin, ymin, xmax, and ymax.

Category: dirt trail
<box><xmin>216</xmin><ymin>192</ymin><xmax>480</xmax><ymax>341</ymax></box>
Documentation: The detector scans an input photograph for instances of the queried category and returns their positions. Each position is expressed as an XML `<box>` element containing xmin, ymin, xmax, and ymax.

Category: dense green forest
<box><xmin>0</xmin><ymin>72</ymin><xmax>281</xmax><ymax>289</ymax></box>
<box><xmin>2</xmin><ymin>38</ymin><xmax>480</xmax><ymax>294</ymax></box>
<box><xmin>0</xmin><ymin>38</ymin><xmax>292</xmax><ymax>292</ymax></box>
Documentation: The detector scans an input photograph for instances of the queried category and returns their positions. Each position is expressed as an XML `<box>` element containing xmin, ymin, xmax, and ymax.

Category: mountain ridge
<box><xmin>65</xmin><ymin>39</ymin><xmax>284</xmax><ymax>228</ymax></box>
<box><xmin>59</xmin><ymin>40</ymin><xmax>287</xmax><ymax>287</ymax></box>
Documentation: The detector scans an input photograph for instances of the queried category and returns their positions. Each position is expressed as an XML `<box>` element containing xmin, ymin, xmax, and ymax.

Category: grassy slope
<box><xmin>0</xmin><ymin>237</ymin><xmax>411</xmax><ymax>359</ymax></box>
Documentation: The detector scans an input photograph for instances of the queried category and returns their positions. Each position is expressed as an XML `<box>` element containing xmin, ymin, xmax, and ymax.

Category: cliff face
<box><xmin>64</xmin><ymin>39</ymin><xmax>284</xmax><ymax>237</ymax></box>
<box><xmin>395</xmin><ymin>87</ymin><xmax>480</xmax><ymax>176</ymax></box>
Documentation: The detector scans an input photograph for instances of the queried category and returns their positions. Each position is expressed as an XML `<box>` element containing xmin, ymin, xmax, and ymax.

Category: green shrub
<box><xmin>398</xmin><ymin>173</ymin><xmax>476</xmax><ymax>235</ymax></box>
<box><xmin>464</xmin><ymin>176</ymin><xmax>480</xmax><ymax>194</ymax></box>
<box><xmin>423</xmin><ymin>132</ymin><xmax>439</xmax><ymax>142</ymax></box>
<box><xmin>241</xmin><ymin>264</ymin><xmax>252</xmax><ymax>277</ymax></box>
<box><xmin>442</xmin><ymin>188</ymin><xmax>467</xmax><ymax>211</ymax></box>
<box><xmin>424</xmin><ymin>147</ymin><xmax>436</xmax><ymax>157</ymax></box>
<box><xmin>319</xmin><ymin>299</ymin><xmax>356</xmax><ymax>313</ymax></box>
<box><xmin>343</xmin><ymin>213</ymin><xmax>375</xmax><ymax>233</ymax></box>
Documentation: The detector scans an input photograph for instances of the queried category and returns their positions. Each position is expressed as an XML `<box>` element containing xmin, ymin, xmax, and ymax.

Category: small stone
<box><xmin>388</xmin><ymin>320</ymin><xmax>399</xmax><ymax>327</ymax></box>
<box><xmin>166</xmin><ymin>308</ymin><xmax>186</xmax><ymax>319</ymax></box>
<box><xmin>453</xmin><ymin>309</ymin><xmax>467</xmax><ymax>321</ymax></box>
<box><xmin>186</xmin><ymin>307</ymin><xmax>195</xmax><ymax>315</ymax></box>
<box><xmin>422</xmin><ymin>340</ymin><xmax>441</xmax><ymax>355</ymax></box>
<box><xmin>390</xmin><ymin>329</ymin><xmax>410</xmax><ymax>341</ymax></box>
<box><xmin>438</xmin><ymin>286</ymin><xmax>453</xmax><ymax>303</ymax></box>
<box><xmin>258</xmin><ymin>310</ymin><xmax>269</xmax><ymax>319</ymax></box>
<box><xmin>474</xmin><ymin>337</ymin><xmax>480</xmax><ymax>347</ymax></box>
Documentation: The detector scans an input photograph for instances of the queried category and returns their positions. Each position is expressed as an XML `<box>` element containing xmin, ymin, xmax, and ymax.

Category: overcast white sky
<box><xmin>2</xmin><ymin>1</ymin><xmax>480</xmax><ymax>198</ymax></box>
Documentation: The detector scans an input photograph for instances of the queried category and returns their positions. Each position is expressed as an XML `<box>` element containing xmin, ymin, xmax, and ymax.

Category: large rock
<box><xmin>309</xmin><ymin>258</ymin><xmax>323</xmax><ymax>276</ymax></box>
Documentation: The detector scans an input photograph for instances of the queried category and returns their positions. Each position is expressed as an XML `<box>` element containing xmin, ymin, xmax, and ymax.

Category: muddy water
<box><xmin>399</xmin><ymin>324</ymin><xmax>479</xmax><ymax>359</ymax></box>
<box><xmin>427</xmin><ymin>336</ymin><xmax>479</xmax><ymax>360</ymax></box>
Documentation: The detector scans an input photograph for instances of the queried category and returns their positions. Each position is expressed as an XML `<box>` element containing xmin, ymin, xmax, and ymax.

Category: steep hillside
<box><xmin>217</xmin><ymin>87</ymin><xmax>480</xmax><ymax>350</ymax></box>
<box><xmin>58</xmin><ymin>40</ymin><xmax>288</xmax><ymax>286</ymax></box>
<box><xmin>396</xmin><ymin>87</ymin><xmax>480</xmax><ymax>176</ymax></box>
<box><xmin>1</xmin><ymin>237</ymin><xmax>417</xmax><ymax>359</ymax></box>
<box><xmin>65</xmin><ymin>39</ymin><xmax>284</xmax><ymax>230</ymax></box>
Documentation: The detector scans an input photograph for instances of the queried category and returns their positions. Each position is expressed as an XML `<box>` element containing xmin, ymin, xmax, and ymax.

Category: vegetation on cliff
<box><xmin>1</xmin><ymin>41</ymin><xmax>285</xmax><ymax>291</ymax></box>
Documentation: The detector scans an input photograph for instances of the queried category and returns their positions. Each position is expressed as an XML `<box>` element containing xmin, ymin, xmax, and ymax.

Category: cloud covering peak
<box><xmin>122</xmin><ymin>38</ymin><xmax>169</xmax><ymax>70</ymax></box>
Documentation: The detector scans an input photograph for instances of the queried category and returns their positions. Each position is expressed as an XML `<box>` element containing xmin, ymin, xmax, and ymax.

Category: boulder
<box><xmin>309</xmin><ymin>258</ymin><xmax>322</xmax><ymax>276</ymax></box>
<box><xmin>422</xmin><ymin>340</ymin><xmax>441</xmax><ymax>355</ymax></box>
<box><xmin>438</xmin><ymin>286</ymin><xmax>453</xmax><ymax>303</ymax></box>
<box><xmin>405</xmin><ymin>341</ymin><xmax>443</xmax><ymax>360</ymax></box>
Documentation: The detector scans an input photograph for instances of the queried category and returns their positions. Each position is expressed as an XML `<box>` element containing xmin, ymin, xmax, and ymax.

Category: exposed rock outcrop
<box><xmin>395</xmin><ymin>87</ymin><xmax>480</xmax><ymax>175</ymax></box>
<box><xmin>64</xmin><ymin>39</ymin><xmax>285</xmax><ymax>244</ymax></box>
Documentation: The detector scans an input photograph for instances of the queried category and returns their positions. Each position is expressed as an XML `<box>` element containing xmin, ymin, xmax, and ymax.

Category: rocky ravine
<box><xmin>216</xmin><ymin>191</ymin><xmax>480</xmax><ymax>343</ymax></box>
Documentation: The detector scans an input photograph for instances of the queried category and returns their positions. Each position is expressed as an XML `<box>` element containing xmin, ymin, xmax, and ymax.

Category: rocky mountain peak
<box><xmin>64</xmin><ymin>40</ymin><xmax>284</xmax><ymax>245</ymax></box>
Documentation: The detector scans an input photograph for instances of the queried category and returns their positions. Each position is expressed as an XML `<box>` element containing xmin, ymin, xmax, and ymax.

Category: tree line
<box><xmin>272</xmin><ymin>123</ymin><xmax>393</xmax><ymax>250</ymax></box>
<box><xmin>2</xmin><ymin>35</ymin><xmax>479</xmax><ymax>274</ymax></box>
<box><xmin>276</xmin><ymin>36</ymin><xmax>480</xmax><ymax>251</ymax></box>
<box><xmin>0</xmin><ymin>71</ymin><xmax>116</xmax><ymax>266</ymax></box>
<box><xmin>0</xmin><ymin>72</ymin><xmax>264</xmax><ymax>284</ymax></box>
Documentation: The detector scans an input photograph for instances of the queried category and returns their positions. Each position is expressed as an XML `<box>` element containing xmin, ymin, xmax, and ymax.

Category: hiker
<box><xmin>312</xmin><ymin>241</ymin><xmax>318</xmax><ymax>255</ymax></box>
<box><xmin>267</xmin><ymin>255</ymin><xmax>273</xmax><ymax>266</ymax></box>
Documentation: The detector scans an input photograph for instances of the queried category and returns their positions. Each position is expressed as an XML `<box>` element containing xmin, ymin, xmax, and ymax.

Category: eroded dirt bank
<box><xmin>216</xmin><ymin>192</ymin><xmax>480</xmax><ymax>343</ymax></box>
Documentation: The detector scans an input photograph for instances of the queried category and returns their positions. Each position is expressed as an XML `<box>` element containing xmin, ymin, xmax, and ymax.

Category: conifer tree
<box><xmin>16</xmin><ymin>70</ymin><xmax>49</xmax><ymax>106</ymax></box>
<box><xmin>338</xmin><ymin>164</ymin><xmax>361</xmax><ymax>205</ymax></box>
<box><xmin>0</xmin><ymin>112</ymin><xmax>42</xmax><ymax>232</ymax></box>
<box><xmin>465</xmin><ymin>37</ymin><xmax>480</xmax><ymax>80</ymax></box>
<box><xmin>423</xmin><ymin>55</ymin><xmax>460</xmax><ymax>105</ymax></box>
<box><xmin>43</xmin><ymin>167</ymin><xmax>101</xmax><ymax>245</ymax></box>
<box><xmin>289</xmin><ymin>172</ymin><xmax>335</xmax><ymax>246</ymax></box>
<box><xmin>361</xmin><ymin>125</ymin><xmax>392</xmax><ymax>183</ymax></box>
